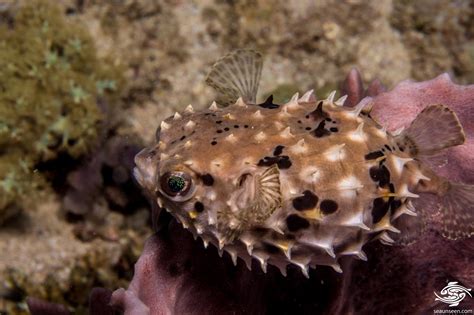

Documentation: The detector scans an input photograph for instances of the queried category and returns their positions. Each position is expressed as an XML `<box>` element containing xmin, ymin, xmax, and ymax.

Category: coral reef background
<box><xmin>0</xmin><ymin>0</ymin><xmax>473</xmax><ymax>314</ymax></box>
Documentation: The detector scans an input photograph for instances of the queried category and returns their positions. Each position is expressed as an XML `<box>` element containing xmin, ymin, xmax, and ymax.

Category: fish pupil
<box><xmin>168</xmin><ymin>176</ymin><xmax>186</xmax><ymax>192</ymax></box>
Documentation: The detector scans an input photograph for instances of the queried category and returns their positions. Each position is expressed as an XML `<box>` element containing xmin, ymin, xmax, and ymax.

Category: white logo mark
<box><xmin>434</xmin><ymin>282</ymin><xmax>472</xmax><ymax>307</ymax></box>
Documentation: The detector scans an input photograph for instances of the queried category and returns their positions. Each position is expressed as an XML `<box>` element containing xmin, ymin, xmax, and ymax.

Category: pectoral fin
<box><xmin>206</xmin><ymin>49</ymin><xmax>263</xmax><ymax>106</ymax></box>
<box><xmin>220</xmin><ymin>165</ymin><xmax>281</xmax><ymax>242</ymax></box>
<box><xmin>395</xmin><ymin>105</ymin><xmax>465</xmax><ymax>156</ymax></box>
<box><xmin>253</xmin><ymin>165</ymin><xmax>282</xmax><ymax>221</ymax></box>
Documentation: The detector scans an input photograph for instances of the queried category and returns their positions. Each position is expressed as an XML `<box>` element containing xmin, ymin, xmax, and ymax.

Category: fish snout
<box><xmin>133</xmin><ymin>147</ymin><xmax>160</xmax><ymax>192</ymax></box>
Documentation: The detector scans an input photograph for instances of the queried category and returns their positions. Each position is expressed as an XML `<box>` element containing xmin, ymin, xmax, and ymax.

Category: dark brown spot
<box><xmin>305</xmin><ymin>127</ymin><xmax>312</xmax><ymax>131</ymax></box>
<box><xmin>211</xmin><ymin>141</ymin><xmax>217</xmax><ymax>145</ymax></box>
<box><xmin>244</xmin><ymin>125</ymin><xmax>249</xmax><ymax>128</ymax></box>
<box><xmin>320</xmin><ymin>199</ymin><xmax>338</xmax><ymax>214</ymax></box>
<box><xmin>224</xmin><ymin>127</ymin><xmax>230</xmax><ymax>131</ymax></box>
<box><xmin>216</xmin><ymin>120</ymin><xmax>222</xmax><ymax>124</ymax></box>
<box><xmin>286</xmin><ymin>214</ymin><xmax>310</xmax><ymax>232</ymax></box>
<box><xmin>273</xmin><ymin>145</ymin><xmax>285</xmax><ymax>156</ymax></box>
<box><xmin>365</xmin><ymin>151</ymin><xmax>384</xmax><ymax>160</ymax></box>
<box><xmin>257</xmin><ymin>156</ymin><xmax>278</xmax><ymax>167</ymax></box>
<box><xmin>292</xmin><ymin>190</ymin><xmax>318</xmax><ymax>211</ymax></box>
<box><xmin>330</xmin><ymin>127</ymin><xmax>338</xmax><ymax>132</ymax></box>
<box><xmin>312</xmin><ymin>121</ymin><xmax>331</xmax><ymax>138</ymax></box>
<box><xmin>200</xmin><ymin>174</ymin><xmax>214</xmax><ymax>186</ymax></box>
<box><xmin>384</xmin><ymin>145</ymin><xmax>392</xmax><ymax>152</ymax></box>
<box><xmin>389</xmin><ymin>183</ymin><xmax>395</xmax><ymax>193</ymax></box>
<box><xmin>277</xmin><ymin>157</ymin><xmax>292</xmax><ymax>169</ymax></box>
<box><xmin>369</xmin><ymin>165</ymin><xmax>390</xmax><ymax>187</ymax></box>
<box><xmin>389</xmin><ymin>199</ymin><xmax>402</xmax><ymax>214</ymax></box>
<box><xmin>258</xmin><ymin>95</ymin><xmax>279</xmax><ymax>109</ymax></box>
<box><xmin>194</xmin><ymin>201</ymin><xmax>204</xmax><ymax>213</ymax></box>
<box><xmin>234</xmin><ymin>125</ymin><xmax>239</xmax><ymax>128</ymax></box>
<box><xmin>217</xmin><ymin>130</ymin><xmax>223</xmax><ymax>133</ymax></box>
<box><xmin>372</xmin><ymin>198</ymin><xmax>389</xmax><ymax>223</ymax></box>
<box><xmin>308</xmin><ymin>101</ymin><xmax>328</xmax><ymax>121</ymax></box>
<box><xmin>257</xmin><ymin>156</ymin><xmax>292</xmax><ymax>169</ymax></box>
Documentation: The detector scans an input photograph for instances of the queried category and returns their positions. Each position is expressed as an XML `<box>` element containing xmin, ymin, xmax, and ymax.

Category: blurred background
<box><xmin>0</xmin><ymin>0</ymin><xmax>472</xmax><ymax>313</ymax></box>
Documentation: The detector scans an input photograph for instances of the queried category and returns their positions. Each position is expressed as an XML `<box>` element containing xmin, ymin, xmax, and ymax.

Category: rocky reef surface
<box><xmin>0</xmin><ymin>0</ymin><xmax>473</xmax><ymax>314</ymax></box>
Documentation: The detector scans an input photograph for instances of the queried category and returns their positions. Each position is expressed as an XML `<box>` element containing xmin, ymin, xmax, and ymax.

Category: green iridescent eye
<box><xmin>167</xmin><ymin>175</ymin><xmax>186</xmax><ymax>193</ymax></box>
<box><xmin>160</xmin><ymin>171</ymin><xmax>192</xmax><ymax>198</ymax></box>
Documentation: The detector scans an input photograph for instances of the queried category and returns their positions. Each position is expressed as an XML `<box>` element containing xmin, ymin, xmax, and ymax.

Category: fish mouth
<box><xmin>132</xmin><ymin>166</ymin><xmax>145</xmax><ymax>188</ymax></box>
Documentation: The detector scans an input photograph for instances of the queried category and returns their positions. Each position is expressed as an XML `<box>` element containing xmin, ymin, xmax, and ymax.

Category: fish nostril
<box><xmin>155</xmin><ymin>126</ymin><xmax>161</xmax><ymax>141</ymax></box>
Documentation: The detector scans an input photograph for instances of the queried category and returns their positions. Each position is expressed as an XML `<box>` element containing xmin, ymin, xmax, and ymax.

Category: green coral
<box><xmin>0</xmin><ymin>154</ymin><xmax>45</xmax><ymax>224</ymax></box>
<box><xmin>0</xmin><ymin>0</ymin><xmax>123</xmax><ymax>223</ymax></box>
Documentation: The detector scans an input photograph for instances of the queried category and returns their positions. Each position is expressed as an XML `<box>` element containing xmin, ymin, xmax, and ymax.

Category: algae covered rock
<box><xmin>0</xmin><ymin>154</ymin><xmax>45</xmax><ymax>225</ymax></box>
<box><xmin>390</xmin><ymin>0</ymin><xmax>474</xmax><ymax>83</ymax></box>
<box><xmin>0</xmin><ymin>0</ymin><xmax>123</xmax><ymax>223</ymax></box>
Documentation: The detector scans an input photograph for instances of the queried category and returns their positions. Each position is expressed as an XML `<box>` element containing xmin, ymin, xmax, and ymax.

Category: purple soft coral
<box><xmin>108</xmin><ymin>219</ymin><xmax>340</xmax><ymax>315</ymax></box>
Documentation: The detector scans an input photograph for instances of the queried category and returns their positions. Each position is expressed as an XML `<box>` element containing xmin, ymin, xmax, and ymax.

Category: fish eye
<box><xmin>160</xmin><ymin>171</ymin><xmax>194</xmax><ymax>200</ymax></box>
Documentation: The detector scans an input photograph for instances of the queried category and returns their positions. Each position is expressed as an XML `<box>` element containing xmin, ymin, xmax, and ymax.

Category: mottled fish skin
<box><xmin>134</xmin><ymin>93</ymin><xmax>438</xmax><ymax>276</ymax></box>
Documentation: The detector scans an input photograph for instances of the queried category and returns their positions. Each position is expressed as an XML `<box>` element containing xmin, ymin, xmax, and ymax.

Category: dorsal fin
<box><xmin>395</xmin><ymin>105</ymin><xmax>465</xmax><ymax>156</ymax></box>
<box><xmin>206</xmin><ymin>49</ymin><xmax>263</xmax><ymax>106</ymax></box>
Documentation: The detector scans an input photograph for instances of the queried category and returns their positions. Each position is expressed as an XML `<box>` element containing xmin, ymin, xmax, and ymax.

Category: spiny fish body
<box><xmin>134</xmin><ymin>50</ymin><xmax>473</xmax><ymax>277</ymax></box>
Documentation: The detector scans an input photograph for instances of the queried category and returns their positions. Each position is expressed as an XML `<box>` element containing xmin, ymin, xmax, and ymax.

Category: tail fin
<box><xmin>440</xmin><ymin>183</ymin><xmax>474</xmax><ymax>240</ymax></box>
<box><xmin>395</xmin><ymin>105</ymin><xmax>465</xmax><ymax>156</ymax></box>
